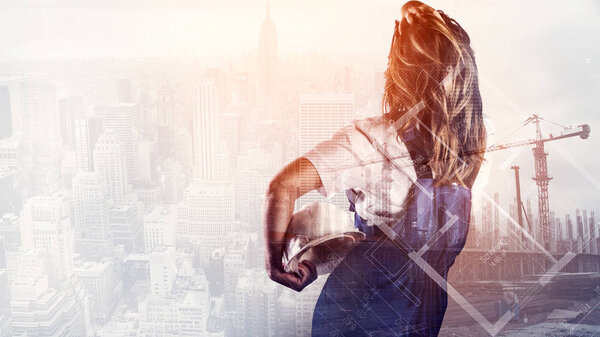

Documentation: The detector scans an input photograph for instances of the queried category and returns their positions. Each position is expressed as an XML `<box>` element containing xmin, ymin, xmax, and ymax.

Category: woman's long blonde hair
<box><xmin>383</xmin><ymin>1</ymin><xmax>486</xmax><ymax>187</ymax></box>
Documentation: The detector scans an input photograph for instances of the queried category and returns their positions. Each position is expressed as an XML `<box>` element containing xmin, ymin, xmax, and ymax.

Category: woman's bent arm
<box><xmin>262</xmin><ymin>156</ymin><xmax>322</xmax><ymax>291</ymax></box>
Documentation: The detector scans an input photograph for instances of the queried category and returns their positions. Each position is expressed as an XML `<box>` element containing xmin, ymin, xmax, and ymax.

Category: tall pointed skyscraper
<box><xmin>193</xmin><ymin>78</ymin><xmax>219</xmax><ymax>181</ymax></box>
<box><xmin>258</xmin><ymin>1</ymin><xmax>279</xmax><ymax>121</ymax></box>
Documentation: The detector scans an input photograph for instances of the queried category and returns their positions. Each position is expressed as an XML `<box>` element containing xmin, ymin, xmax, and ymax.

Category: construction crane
<box><xmin>335</xmin><ymin>114</ymin><xmax>590</xmax><ymax>249</ymax></box>
<box><xmin>487</xmin><ymin>115</ymin><xmax>590</xmax><ymax>248</ymax></box>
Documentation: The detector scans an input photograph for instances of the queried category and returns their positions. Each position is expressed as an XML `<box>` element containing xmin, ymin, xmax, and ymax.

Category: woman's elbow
<box><xmin>266</xmin><ymin>173</ymin><xmax>299</xmax><ymax>200</ymax></box>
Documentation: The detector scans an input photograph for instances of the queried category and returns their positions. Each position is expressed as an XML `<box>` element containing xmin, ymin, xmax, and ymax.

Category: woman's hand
<box><xmin>266</xmin><ymin>259</ymin><xmax>318</xmax><ymax>292</ymax></box>
<box><xmin>262</xmin><ymin>157</ymin><xmax>323</xmax><ymax>292</ymax></box>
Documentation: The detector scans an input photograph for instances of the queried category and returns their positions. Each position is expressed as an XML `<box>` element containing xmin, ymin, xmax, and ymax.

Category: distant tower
<box><xmin>177</xmin><ymin>181</ymin><xmax>235</xmax><ymax>262</ymax></box>
<box><xmin>591</xmin><ymin>211</ymin><xmax>598</xmax><ymax>254</ymax></box>
<box><xmin>72</xmin><ymin>171</ymin><xmax>113</xmax><ymax>256</ymax></box>
<box><xmin>157</xmin><ymin>85</ymin><xmax>173</xmax><ymax>126</ymax></box>
<box><xmin>149</xmin><ymin>246</ymin><xmax>177</xmax><ymax>296</ymax></box>
<box><xmin>493</xmin><ymin>192</ymin><xmax>500</xmax><ymax>244</ymax></box>
<box><xmin>93</xmin><ymin>131</ymin><xmax>128</xmax><ymax>202</ymax></box>
<box><xmin>576</xmin><ymin>209</ymin><xmax>584</xmax><ymax>253</ymax></box>
<box><xmin>74</xmin><ymin>116</ymin><xmax>103</xmax><ymax>171</ymax></box>
<box><xmin>193</xmin><ymin>78</ymin><xmax>219</xmax><ymax>181</ymax></box>
<box><xmin>117</xmin><ymin>79</ymin><xmax>133</xmax><ymax>104</ymax></box>
<box><xmin>20</xmin><ymin>195</ymin><xmax>74</xmax><ymax>286</ymax></box>
<box><xmin>0</xmin><ymin>85</ymin><xmax>12</xmax><ymax>139</ymax></box>
<box><xmin>20</xmin><ymin>82</ymin><xmax>60</xmax><ymax>162</ymax></box>
<box><xmin>565</xmin><ymin>213</ymin><xmax>573</xmax><ymax>241</ymax></box>
<box><xmin>258</xmin><ymin>1</ymin><xmax>279</xmax><ymax>121</ymax></box>
<box><xmin>96</xmin><ymin>103</ymin><xmax>143</xmax><ymax>183</ymax></box>
<box><xmin>58</xmin><ymin>95</ymin><xmax>85</xmax><ymax>151</ymax></box>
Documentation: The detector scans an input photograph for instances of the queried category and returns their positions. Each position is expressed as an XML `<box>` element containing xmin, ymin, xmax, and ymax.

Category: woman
<box><xmin>263</xmin><ymin>1</ymin><xmax>486</xmax><ymax>336</ymax></box>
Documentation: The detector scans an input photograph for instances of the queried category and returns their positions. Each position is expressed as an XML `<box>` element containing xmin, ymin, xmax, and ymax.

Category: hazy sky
<box><xmin>1</xmin><ymin>0</ymin><xmax>598</xmax><ymax>214</ymax></box>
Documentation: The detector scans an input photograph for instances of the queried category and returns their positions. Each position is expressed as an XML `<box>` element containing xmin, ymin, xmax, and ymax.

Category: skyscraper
<box><xmin>258</xmin><ymin>1</ymin><xmax>279</xmax><ymax>121</ymax></box>
<box><xmin>117</xmin><ymin>79</ymin><xmax>133</xmax><ymax>104</ymax></box>
<box><xmin>158</xmin><ymin>158</ymin><xmax>187</xmax><ymax>204</ymax></box>
<box><xmin>157</xmin><ymin>84</ymin><xmax>173</xmax><ymax>126</ymax></box>
<box><xmin>20</xmin><ymin>194</ymin><xmax>74</xmax><ymax>286</ymax></box>
<box><xmin>58</xmin><ymin>95</ymin><xmax>85</xmax><ymax>151</ymax></box>
<box><xmin>73</xmin><ymin>257</ymin><xmax>122</xmax><ymax>323</ymax></box>
<box><xmin>96</xmin><ymin>103</ymin><xmax>142</xmax><ymax>182</ymax></box>
<box><xmin>10</xmin><ymin>276</ymin><xmax>90</xmax><ymax>337</ymax></box>
<box><xmin>177</xmin><ymin>181</ymin><xmax>235</xmax><ymax>261</ymax></box>
<box><xmin>20</xmin><ymin>82</ymin><xmax>60</xmax><ymax>161</ymax></box>
<box><xmin>299</xmin><ymin>94</ymin><xmax>355</xmax><ymax>208</ymax></box>
<box><xmin>149</xmin><ymin>246</ymin><xmax>177</xmax><ymax>296</ymax></box>
<box><xmin>72</xmin><ymin>171</ymin><xmax>113</xmax><ymax>256</ymax></box>
<box><xmin>0</xmin><ymin>85</ymin><xmax>12</xmax><ymax>140</ymax></box>
<box><xmin>93</xmin><ymin>131</ymin><xmax>128</xmax><ymax>202</ymax></box>
<box><xmin>193</xmin><ymin>78</ymin><xmax>219</xmax><ymax>181</ymax></box>
<box><xmin>0</xmin><ymin>136</ymin><xmax>20</xmax><ymax>169</ymax></box>
<box><xmin>74</xmin><ymin>116</ymin><xmax>103</xmax><ymax>172</ymax></box>
<box><xmin>144</xmin><ymin>205</ymin><xmax>176</xmax><ymax>254</ymax></box>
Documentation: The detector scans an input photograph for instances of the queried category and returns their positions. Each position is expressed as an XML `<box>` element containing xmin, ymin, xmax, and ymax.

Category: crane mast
<box><xmin>495</xmin><ymin>114</ymin><xmax>590</xmax><ymax>249</ymax></box>
<box><xmin>530</xmin><ymin>115</ymin><xmax>553</xmax><ymax>248</ymax></box>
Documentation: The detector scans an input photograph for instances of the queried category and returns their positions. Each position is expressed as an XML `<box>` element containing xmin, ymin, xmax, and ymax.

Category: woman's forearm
<box><xmin>262</xmin><ymin>157</ymin><xmax>320</xmax><ymax>290</ymax></box>
<box><xmin>262</xmin><ymin>181</ymin><xmax>297</xmax><ymax>276</ymax></box>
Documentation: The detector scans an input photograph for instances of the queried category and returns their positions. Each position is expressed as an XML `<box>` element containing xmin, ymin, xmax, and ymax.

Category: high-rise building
<box><xmin>96</xmin><ymin>104</ymin><xmax>143</xmax><ymax>182</ymax></box>
<box><xmin>73</xmin><ymin>257</ymin><xmax>122</xmax><ymax>324</ymax></box>
<box><xmin>20</xmin><ymin>194</ymin><xmax>74</xmax><ymax>286</ymax></box>
<box><xmin>493</xmin><ymin>192</ymin><xmax>500</xmax><ymax>244</ymax></box>
<box><xmin>0</xmin><ymin>167</ymin><xmax>24</xmax><ymax>217</ymax></box>
<box><xmin>591</xmin><ymin>211</ymin><xmax>598</xmax><ymax>254</ymax></box>
<box><xmin>158</xmin><ymin>159</ymin><xmax>187</xmax><ymax>205</ymax></box>
<box><xmin>139</xmin><ymin>289</ymin><xmax>210</xmax><ymax>337</ymax></box>
<box><xmin>576</xmin><ymin>209</ymin><xmax>584</xmax><ymax>253</ymax></box>
<box><xmin>58</xmin><ymin>95</ymin><xmax>85</xmax><ymax>151</ymax></box>
<box><xmin>144</xmin><ymin>205</ymin><xmax>176</xmax><ymax>254</ymax></box>
<box><xmin>108</xmin><ymin>204</ymin><xmax>143</xmax><ymax>253</ymax></box>
<box><xmin>565</xmin><ymin>213</ymin><xmax>573</xmax><ymax>241</ymax></box>
<box><xmin>74</xmin><ymin>116</ymin><xmax>103</xmax><ymax>172</ymax></box>
<box><xmin>0</xmin><ymin>136</ymin><xmax>20</xmax><ymax>168</ymax></box>
<box><xmin>157</xmin><ymin>85</ymin><xmax>173</xmax><ymax>126</ymax></box>
<box><xmin>223</xmin><ymin>237</ymin><xmax>247</xmax><ymax>311</ymax></box>
<box><xmin>0</xmin><ymin>85</ymin><xmax>12</xmax><ymax>140</ymax></box>
<box><xmin>481</xmin><ymin>199</ymin><xmax>494</xmax><ymax>248</ymax></box>
<box><xmin>218</xmin><ymin>111</ymin><xmax>239</xmax><ymax>158</ymax></box>
<box><xmin>134</xmin><ymin>183</ymin><xmax>161</xmax><ymax>209</ymax></box>
<box><xmin>72</xmin><ymin>171</ymin><xmax>113</xmax><ymax>256</ymax></box>
<box><xmin>0</xmin><ymin>268</ymin><xmax>10</xmax><ymax>337</ymax></box>
<box><xmin>258</xmin><ymin>1</ymin><xmax>279</xmax><ymax>121</ymax></box>
<box><xmin>93</xmin><ymin>131</ymin><xmax>128</xmax><ymax>202</ymax></box>
<box><xmin>193</xmin><ymin>78</ymin><xmax>219</xmax><ymax>181</ymax></box>
<box><xmin>134</xmin><ymin>138</ymin><xmax>155</xmax><ymax>184</ymax></box>
<box><xmin>232</xmin><ymin>73</ymin><xmax>249</xmax><ymax>105</ymax></box>
<box><xmin>116</xmin><ymin>79</ymin><xmax>133</xmax><ymax>104</ymax></box>
<box><xmin>583</xmin><ymin>209</ymin><xmax>597</xmax><ymax>253</ymax></box>
<box><xmin>0</xmin><ymin>236</ymin><xmax>10</xmax><ymax>337</ymax></box>
<box><xmin>235</xmin><ymin>147</ymin><xmax>273</xmax><ymax>227</ymax></box>
<box><xmin>149</xmin><ymin>246</ymin><xmax>177</xmax><ymax>296</ymax></box>
<box><xmin>235</xmin><ymin>269</ymin><xmax>278</xmax><ymax>337</ymax></box>
<box><xmin>20</xmin><ymin>82</ymin><xmax>60</xmax><ymax>161</ymax></box>
<box><xmin>174</xmin><ymin>125</ymin><xmax>194</xmax><ymax>170</ymax></box>
<box><xmin>177</xmin><ymin>181</ymin><xmax>234</xmax><ymax>256</ymax></box>
<box><xmin>299</xmin><ymin>94</ymin><xmax>355</xmax><ymax>209</ymax></box>
<box><xmin>10</xmin><ymin>276</ymin><xmax>90</xmax><ymax>337</ymax></box>
<box><xmin>0</xmin><ymin>214</ymin><xmax>20</xmax><ymax>250</ymax></box>
<box><xmin>277</xmin><ymin>289</ymin><xmax>297</xmax><ymax>337</ymax></box>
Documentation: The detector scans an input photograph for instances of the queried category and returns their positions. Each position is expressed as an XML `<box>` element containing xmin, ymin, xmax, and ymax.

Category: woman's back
<box><xmin>311</xmin><ymin>123</ymin><xmax>477</xmax><ymax>336</ymax></box>
<box><xmin>261</xmin><ymin>1</ymin><xmax>487</xmax><ymax>336</ymax></box>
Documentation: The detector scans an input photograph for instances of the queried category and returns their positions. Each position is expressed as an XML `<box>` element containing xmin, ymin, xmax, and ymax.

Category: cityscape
<box><xmin>0</xmin><ymin>1</ymin><xmax>599</xmax><ymax>336</ymax></box>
